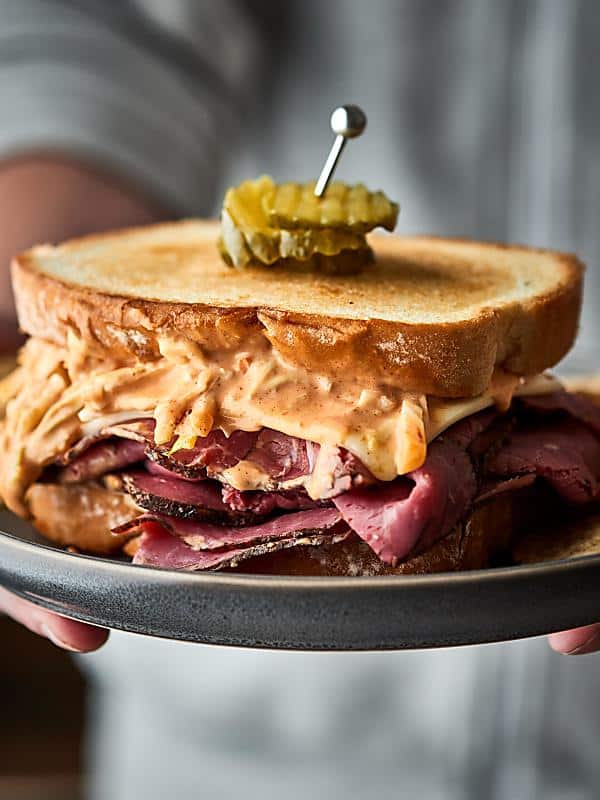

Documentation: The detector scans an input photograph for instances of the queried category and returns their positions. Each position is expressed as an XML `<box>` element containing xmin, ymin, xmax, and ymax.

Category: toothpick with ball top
<box><xmin>314</xmin><ymin>105</ymin><xmax>367</xmax><ymax>198</ymax></box>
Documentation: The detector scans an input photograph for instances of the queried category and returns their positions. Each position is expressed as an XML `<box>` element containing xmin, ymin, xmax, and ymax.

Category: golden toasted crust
<box><xmin>514</xmin><ymin>512</ymin><xmax>600</xmax><ymax>565</ymax></box>
<box><xmin>26</xmin><ymin>483</ymin><xmax>139</xmax><ymax>555</ymax></box>
<box><xmin>12</xmin><ymin>220</ymin><xmax>583</xmax><ymax>397</ymax></box>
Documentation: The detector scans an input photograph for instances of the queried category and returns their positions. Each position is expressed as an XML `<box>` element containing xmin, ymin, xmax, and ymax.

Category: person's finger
<box><xmin>548</xmin><ymin>624</ymin><xmax>600</xmax><ymax>655</ymax></box>
<box><xmin>0</xmin><ymin>587</ymin><xmax>108</xmax><ymax>652</ymax></box>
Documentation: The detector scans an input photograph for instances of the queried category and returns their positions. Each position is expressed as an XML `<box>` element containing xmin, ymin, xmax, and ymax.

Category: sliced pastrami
<box><xmin>57</xmin><ymin>440</ymin><xmax>146</xmax><ymax>484</ymax></box>
<box><xmin>121</xmin><ymin>470</ymin><xmax>323</xmax><ymax>522</ymax></box>
<box><xmin>245</xmin><ymin>430</ymin><xmax>310</xmax><ymax>481</ymax></box>
<box><xmin>484</xmin><ymin>419</ymin><xmax>600</xmax><ymax>504</ymax></box>
<box><xmin>333</xmin><ymin>437</ymin><xmax>477</xmax><ymax>565</ymax></box>
<box><xmin>120</xmin><ymin>471</ymin><xmax>259</xmax><ymax>525</ymax></box>
<box><xmin>475</xmin><ymin>474</ymin><xmax>537</xmax><ymax>503</ymax></box>
<box><xmin>221</xmin><ymin>485</ymin><xmax>320</xmax><ymax>514</ymax></box>
<box><xmin>56</xmin><ymin>420</ymin><xmax>370</xmax><ymax>494</ymax></box>
<box><xmin>132</xmin><ymin>520</ymin><xmax>350</xmax><ymax>571</ymax></box>
<box><xmin>305</xmin><ymin>443</ymin><xmax>376</xmax><ymax>498</ymax></box>
<box><xmin>144</xmin><ymin>429</ymin><xmax>259</xmax><ymax>480</ymax></box>
<box><xmin>444</xmin><ymin>408</ymin><xmax>499</xmax><ymax>451</ymax></box>
<box><xmin>57</xmin><ymin>390</ymin><xmax>600</xmax><ymax>571</ymax></box>
<box><xmin>519</xmin><ymin>391</ymin><xmax>600</xmax><ymax>436</ymax></box>
<box><xmin>149</xmin><ymin>428</ymin><xmax>311</xmax><ymax>483</ymax></box>
<box><xmin>115</xmin><ymin>506</ymin><xmax>345</xmax><ymax>551</ymax></box>
<box><xmin>144</xmin><ymin>459</ymin><xmax>206</xmax><ymax>482</ymax></box>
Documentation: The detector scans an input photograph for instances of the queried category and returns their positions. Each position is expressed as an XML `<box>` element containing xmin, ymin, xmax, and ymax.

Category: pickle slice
<box><xmin>268</xmin><ymin>180</ymin><xmax>398</xmax><ymax>232</ymax></box>
<box><xmin>219</xmin><ymin>245</ymin><xmax>373</xmax><ymax>275</ymax></box>
<box><xmin>303</xmin><ymin>246</ymin><xmax>374</xmax><ymax>275</ymax></box>
<box><xmin>221</xmin><ymin>176</ymin><xmax>279</xmax><ymax>267</ymax></box>
<box><xmin>220</xmin><ymin>175</ymin><xmax>397</xmax><ymax>269</ymax></box>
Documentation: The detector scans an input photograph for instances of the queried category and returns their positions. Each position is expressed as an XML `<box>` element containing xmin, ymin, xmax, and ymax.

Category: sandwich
<box><xmin>0</xmin><ymin>180</ymin><xmax>598</xmax><ymax>575</ymax></box>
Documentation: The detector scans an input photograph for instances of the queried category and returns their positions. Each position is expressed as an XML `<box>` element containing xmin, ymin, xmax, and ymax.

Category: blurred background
<box><xmin>0</xmin><ymin>1</ymin><xmax>598</xmax><ymax>799</ymax></box>
<box><xmin>0</xmin><ymin>617</ymin><xmax>84</xmax><ymax>800</ymax></box>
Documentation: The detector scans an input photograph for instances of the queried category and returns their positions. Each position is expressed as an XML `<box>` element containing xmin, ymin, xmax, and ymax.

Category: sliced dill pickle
<box><xmin>268</xmin><ymin>180</ymin><xmax>398</xmax><ymax>232</ymax></box>
<box><xmin>278</xmin><ymin>228</ymin><xmax>365</xmax><ymax>260</ymax></box>
<box><xmin>221</xmin><ymin>177</ymin><xmax>279</xmax><ymax>267</ymax></box>
<box><xmin>220</xmin><ymin>247</ymin><xmax>372</xmax><ymax>275</ymax></box>
<box><xmin>307</xmin><ymin>246</ymin><xmax>374</xmax><ymax>275</ymax></box>
<box><xmin>220</xmin><ymin>175</ymin><xmax>397</xmax><ymax>269</ymax></box>
<box><xmin>223</xmin><ymin>175</ymin><xmax>274</xmax><ymax>234</ymax></box>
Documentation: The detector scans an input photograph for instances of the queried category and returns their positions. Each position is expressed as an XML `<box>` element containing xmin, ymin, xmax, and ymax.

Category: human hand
<box><xmin>548</xmin><ymin>625</ymin><xmax>600</xmax><ymax>656</ymax></box>
<box><xmin>0</xmin><ymin>587</ymin><xmax>108</xmax><ymax>652</ymax></box>
<box><xmin>0</xmin><ymin>156</ymin><xmax>166</xmax><ymax>651</ymax></box>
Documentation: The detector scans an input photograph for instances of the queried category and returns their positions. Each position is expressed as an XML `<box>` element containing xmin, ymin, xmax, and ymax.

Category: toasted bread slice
<box><xmin>26</xmin><ymin>483</ymin><xmax>139</xmax><ymax>555</ymax></box>
<box><xmin>514</xmin><ymin>512</ymin><xmax>600</xmax><ymax>565</ymax></box>
<box><xmin>12</xmin><ymin>220</ymin><xmax>582</xmax><ymax>397</ymax></box>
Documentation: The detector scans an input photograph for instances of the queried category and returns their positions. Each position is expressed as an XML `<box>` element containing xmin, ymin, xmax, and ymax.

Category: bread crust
<box><xmin>26</xmin><ymin>483</ymin><xmax>139</xmax><ymax>555</ymax></box>
<box><xmin>514</xmin><ymin>510</ymin><xmax>600</xmax><ymax>565</ymax></box>
<box><xmin>12</xmin><ymin>222</ymin><xmax>584</xmax><ymax>397</ymax></box>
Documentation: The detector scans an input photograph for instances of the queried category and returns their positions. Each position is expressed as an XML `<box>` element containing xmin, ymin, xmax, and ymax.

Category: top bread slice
<box><xmin>12</xmin><ymin>219</ymin><xmax>583</xmax><ymax>397</ymax></box>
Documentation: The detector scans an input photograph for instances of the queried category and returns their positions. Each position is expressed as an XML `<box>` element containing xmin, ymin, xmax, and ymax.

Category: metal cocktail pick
<box><xmin>314</xmin><ymin>105</ymin><xmax>367</xmax><ymax>198</ymax></box>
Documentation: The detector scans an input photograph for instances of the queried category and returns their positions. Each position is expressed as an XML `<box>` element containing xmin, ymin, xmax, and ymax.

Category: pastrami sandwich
<box><xmin>0</xmin><ymin>216</ymin><xmax>599</xmax><ymax>575</ymax></box>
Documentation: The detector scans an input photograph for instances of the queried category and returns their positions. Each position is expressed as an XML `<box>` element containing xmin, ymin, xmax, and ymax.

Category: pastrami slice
<box><xmin>245</xmin><ymin>429</ymin><xmax>310</xmax><ymax>480</ymax></box>
<box><xmin>484</xmin><ymin>419</ymin><xmax>600</xmax><ymax>504</ymax></box>
<box><xmin>114</xmin><ymin>507</ymin><xmax>346</xmax><ymax>550</ymax></box>
<box><xmin>144</xmin><ymin>460</ymin><xmax>206</xmax><ymax>482</ymax></box>
<box><xmin>57</xmin><ymin>440</ymin><xmax>146</xmax><ymax>483</ymax></box>
<box><xmin>58</xmin><ymin>390</ymin><xmax>600</xmax><ymax>572</ymax></box>
<box><xmin>120</xmin><ymin>471</ymin><xmax>324</xmax><ymax>524</ymax></box>
<box><xmin>475</xmin><ymin>474</ymin><xmax>537</xmax><ymax>504</ymax></box>
<box><xmin>222</xmin><ymin>485</ymin><xmax>319</xmax><ymax>513</ymax></box>
<box><xmin>120</xmin><ymin>471</ymin><xmax>260</xmax><ymax>525</ymax></box>
<box><xmin>519</xmin><ymin>391</ymin><xmax>600</xmax><ymax>436</ymax></box>
<box><xmin>55</xmin><ymin>421</ymin><xmax>372</xmax><ymax>495</ymax></box>
<box><xmin>147</xmin><ymin>428</ymin><xmax>259</xmax><ymax>477</ymax></box>
<box><xmin>132</xmin><ymin>520</ymin><xmax>351</xmax><ymax>571</ymax></box>
<box><xmin>333</xmin><ymin>438</ymin><xmax>477</xmax><ymax>565</ymax></box>
<box><xmin>123</xmin><ymin>471</ymin><xmax>229</xmax><ymax>509</ymax></box>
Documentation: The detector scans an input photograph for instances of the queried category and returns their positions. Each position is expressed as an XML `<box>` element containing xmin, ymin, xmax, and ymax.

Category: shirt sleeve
<box><xmin>0</xmin><ymin>0</ymin><xmax>264</xmax><ymax>215</ymax></box>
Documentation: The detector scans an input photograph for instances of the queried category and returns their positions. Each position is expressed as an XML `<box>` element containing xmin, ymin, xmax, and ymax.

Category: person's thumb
<box><xmin>0</xmin><ymin>587</ymin><xmax>108</xmax><ymax>652</ymax></box>
<box><xmin>548</xmin><ymin>624</ymin><xmax>600</xmax><ymax>656</ymax></box>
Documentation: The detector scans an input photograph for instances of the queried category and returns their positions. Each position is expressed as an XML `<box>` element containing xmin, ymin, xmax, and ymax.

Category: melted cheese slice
<box><xmin>427</xmin><ymin>372</ymin><xmax>561</xmax><ymax>440</ymax></box>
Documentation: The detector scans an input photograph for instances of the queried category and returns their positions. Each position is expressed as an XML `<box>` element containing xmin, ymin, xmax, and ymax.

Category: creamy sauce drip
<box><xmin>0</xmin><ymin>332</ymin><xmax>561</xmax><ymax>514</ymax></box>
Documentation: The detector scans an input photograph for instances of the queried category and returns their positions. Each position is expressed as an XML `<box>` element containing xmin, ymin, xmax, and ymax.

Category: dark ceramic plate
<box><xmin>1</xmin><ymin>508</ymin><xmax>599</xmax><ymax>651</ymax></box>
